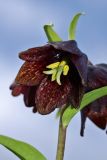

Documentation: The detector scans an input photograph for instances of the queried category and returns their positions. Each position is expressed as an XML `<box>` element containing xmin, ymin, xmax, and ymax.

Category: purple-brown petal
<box><xmin>80</xmin><ymin>99</ymin><xmax>107</xmax><ymax>136</ymax></box>
<box><xmin>68</xmin><ymin>65</ymin><xmax>85</xmax><ymax>108</ymax></box>
<box><xmin>10</xmin><ymin>83</ymin><xmax>37</xmax><ymax>111</ymax></box>
<box><xmin>87</xmin><ymin>96</ymin><xmax>107</xmax><ymax>129</ymax></box>
<box><xmin>88</xmin><ymin>112</ymin><xmax>107</xmax><ymax>130</ymax></box>
<box><xmin>81</xmin><ymin>63</ymin><xmax>107</xmax><ymax>137</ymax></box>
<box><xmin>70</xmin><ymin>79</ymin><xmax>85</xmax><ymax>108</ymax></box>
<box><xmin>49</xmin><ymin>40</ymin><xmax>80</xmax><ymax>55</ymax></box>
<box><xmin>71</xmin><ymin>54</ymin><xmax>88</xmax><ymax>86</ymax></box>
<box><xmin>19</xmin><ymin>45</ymin><xmax>56</xmax><ymax>62</ymax></box>
<box><xmin>35</xmin><ymin>78</ymin><xmax>71</xmax><ymax>115</ymax></box>
<box><xmin>87</xmin><ymin>63</ymin><xmax>107</xmax><ymax>89</ymax></box>
<box><xmin>10</xmin><ymin>82</ymin><xmax>24</xmax><ymax>96</ymax></box>
<box><xmin>23</xmin><ymin>86</ymin><xmax>36</xmax><ymax>107</ymax></box>
<box><xmin>80</xmin><ymin>107</ymin><xmax>107</xmax><ymax>137</ymax></box>
<box><xmin>15</xmin><ymin>61</ymin><xmax>46</xmax><ymax>86</ymax></box>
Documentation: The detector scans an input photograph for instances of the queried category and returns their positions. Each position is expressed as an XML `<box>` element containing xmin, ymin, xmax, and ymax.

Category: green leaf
<box><xmin>44</xmin><ymin>23</ymin><xmax>62</xmax><ymax>42</ymax></box>
<box><xmin>62</xmin><ymin>86</ymin><xmax>107</xmax><ymax>127</ymax></box>
<box><xmin>0</xmin><ymin>135</ymin><xmax>47</xmax><ymax>160</ymax></box>
<box><xmin>4</xmin><ymin>146</ymin><xmax>25</xmax><ymax>160</ymax></box>
<box><xmin>69</xmin><ymin>12</ymin><xmax>85</xmax><ymax>40</ymax></box>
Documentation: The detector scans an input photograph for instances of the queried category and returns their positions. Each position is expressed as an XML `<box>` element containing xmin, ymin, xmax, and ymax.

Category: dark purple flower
<box><xmin>80</xmin><ymin>64</ymin><xmax>107</xmax><ymax>136</ymax></box>
<box><xmin>10</xmin><ymin>40</ymin><xmax>88</xmax><ymax>115</ymax></box>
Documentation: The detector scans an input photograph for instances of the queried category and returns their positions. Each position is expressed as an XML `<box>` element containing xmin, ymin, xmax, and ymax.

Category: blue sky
<box><xmin>0</xmin><ymin>0</ymin><xmax>107</xmax><ymax>160</ymax></box>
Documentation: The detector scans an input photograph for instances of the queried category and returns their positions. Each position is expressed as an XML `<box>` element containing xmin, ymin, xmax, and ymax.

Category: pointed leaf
<box><xmin>5</xmin><ymin>146</ymin><xmax>25</xmax><ymax>160</ymax></box>
<box><xmin>44</xmin><ymin>23</ymin><xmax>62</xmax><ymax>42</ymax></box>
<box><xmin>0</xmin><ymin>135</ymin><xmax>47</xmax><ymax>160</ymax></box>
<box><xmin>69</xmin><ymin>12</ymin><xmax>85</xmax><ymax>40</ymax></box>
<box><xmin>62</xmin><ymin>86</ymin><xmax>107</xmax><ymax>127</ymax></box>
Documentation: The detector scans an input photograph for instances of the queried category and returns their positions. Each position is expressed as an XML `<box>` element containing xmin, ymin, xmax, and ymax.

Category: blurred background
<box><xmin>0</xmin><ymin>0</ymin><xmax>107</xmax><ymax>159</ymax></box>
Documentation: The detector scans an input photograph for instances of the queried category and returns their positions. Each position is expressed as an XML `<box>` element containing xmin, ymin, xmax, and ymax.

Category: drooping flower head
<box><xmin>80</xmin><ymin>64</ymin><xmax>107</xmax><ymax>136</ymax></box>
<box><xmin>10</xmin><ymin>40</ymin><xmax>88</xmax><ymax>115</ymax></box>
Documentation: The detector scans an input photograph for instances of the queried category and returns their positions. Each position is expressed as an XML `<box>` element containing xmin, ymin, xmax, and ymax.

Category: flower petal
<box><xmin>80</xmin><ymin>64</ymin><xmax>107</xmax><ymax>136</ymax></box>
<box><xmin>88</xmin><ymin>114</ymin><xmax>107</xmax><ymax>130</ymax></box>
<box><xmin>80</xmin><ymin>96</ymin><xmax>107</xmax><ymax>136</ymax></box>
<box><xmin>68</xmin><ymin>65</ymin><xmax>85</xmax><ymax>108</ymax></box>
<box><xmin>23</xmin><ymin>86</ymin><xmax>36</xmax><ymax>107</ymax></box>
<box><xmin>36</xmin><ymin>78</ymin><xmax>71</xmax><ymax>115</ymax></box>
<box><xmin>70</xmin><ymin>79</ymin><xmax>85</xmax><ymax>108</ymax></box>
<box><xmin>71</xmin><ymin>54</ymin><xmax>88</xmax><ymax>85</ymax></box>
<box><xmin>87</xmin><ymin>63</ymin><xmax>107</xmax><ymax>89</ymax></box>
<box><xmin>49</xmin><ymin>40</ymin><xmax>80</xmax><ymax>54</ymax></box>
<box><xmin>49</xmin><ymin>40</ymin><xmax>88</xmax><ymax>85</ymax></box>
<box><xmin>80</xmin><ymin>110</ymin><xmax>87</xmax><ymax>136</ymax></box>
<box><xmin>19</xmin><ymin>45</ymin><xmax>56</xmax><ymax>62</ymax></box>
<box><xmin>15</xmin><ymin>61</ymin><xmax>46</xmax><ymax>86</ymax></box>
<box><xmin>10</xmin><ymin>83</ymin><xmax>37</xmax><ymax>112</ymax></box>
<box><xmin>10</xmin><ymin>82</ymin><xmax>25</xmax><ymax>96</ymax></box>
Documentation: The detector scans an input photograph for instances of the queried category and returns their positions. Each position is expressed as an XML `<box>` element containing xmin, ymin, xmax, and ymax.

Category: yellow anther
<box><xmin>46</xmin><ymin>62</ymin><xmax>60</xmax><ymax>69</ymax></box>
<box><xmin>63</xmin><ymin>65</ymin><xmax>69</xmax><ymax>75</ymax></box>
<box><xmin>59</xmin><ymin>61</ymin><xmax>66</xmax><ymax>67</ymax></box>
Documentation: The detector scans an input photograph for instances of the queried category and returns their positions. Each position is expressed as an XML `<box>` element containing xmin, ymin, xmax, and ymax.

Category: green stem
<box><xmin>56</xmin><ymin>109</ymin><xmax>67</xmax><ymax>160</ymax></box>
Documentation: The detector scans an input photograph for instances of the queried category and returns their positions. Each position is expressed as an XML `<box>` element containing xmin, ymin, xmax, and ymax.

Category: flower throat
<box><xmin>43</xmin><ymin>61</ymin><xmax>69</xmax><ymax>85</ymax></box>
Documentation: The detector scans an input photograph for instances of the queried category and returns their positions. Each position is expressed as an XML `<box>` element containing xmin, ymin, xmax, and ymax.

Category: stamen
<box><xmin>43</xmin><ymin>69</ymin><xmax>56</xmax><ymax>75</ymax></box>
<box><xmin>63</xmin><ymin>65</ymin><xmax>69</xmax><ymax>75</ymax></box>
<box><xmin>59</xmin><ymin>61</ymin><xmax>66</xmax><ymax>66</ymax></box>
<box><xmin>46</xmin><ymin>62</ymin><xmax>60</xmax><ymax>69</ymax></box>
<box><xmin>56</xmin><ymin>61</ymin><xmax>66</xmax><ymax>85</ymax></box>
<box><xmin>43</xmin><ymin>60</ymin><xmax>69</xmax><ymax>85</ymax></box>
<box><xmin>56</xmin><ymin>67</ymin><xmax>63</xmax><ymax>85</ymax></box>
<box><xmin>51</xmin><ymin>69</ymin><xmax>57</xmax><ymax>81</ymax></box>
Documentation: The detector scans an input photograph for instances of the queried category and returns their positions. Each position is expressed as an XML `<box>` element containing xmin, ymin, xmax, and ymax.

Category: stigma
<box><xmin>43</xmin><ymin>61</ymin><xmax>69</xmax><ymax>85</ymax></box>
